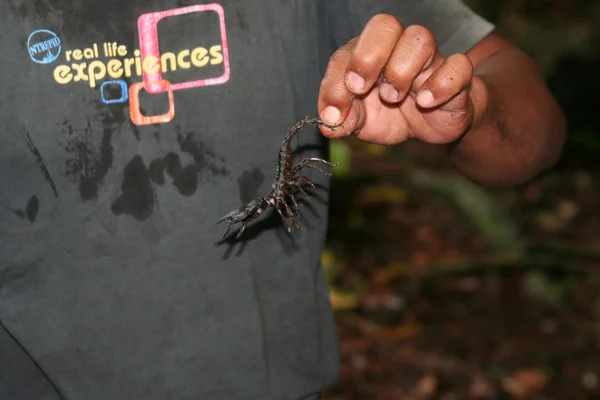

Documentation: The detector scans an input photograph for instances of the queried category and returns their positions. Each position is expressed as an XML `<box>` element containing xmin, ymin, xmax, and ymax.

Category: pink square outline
<box><xmin>138</xmin><ymin>3</ymin><xmax>230</xmax><ymax>93</ymax></box>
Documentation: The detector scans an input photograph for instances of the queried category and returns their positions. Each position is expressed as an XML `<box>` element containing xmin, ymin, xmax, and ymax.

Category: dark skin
<box><xmin>317</xmin><ymin>14</ymin><xmax>567</xmax><ymax>187</ymax></box>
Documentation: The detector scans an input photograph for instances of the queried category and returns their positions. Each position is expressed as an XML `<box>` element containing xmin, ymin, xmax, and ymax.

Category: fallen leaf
<box><xmin>329</xmin><ymin>288</ymin><xmax>359</xmax><ymax>311</ymax></box>
<box><xmin>502</xmin><ymin>369</ymin><xmax>547</xmax><ymax>398</ymax></box>
<box><xmin>371</xmin><ymin>263</ymin><xmax>409</xmax><ymax>286</ymax></box>
<box><xmin>380</xmin><ymin>323</ymin><xmax>422</xmax><ymax>341</ymax></box>
<box><xmin>360</xmin><ymin>186</ymin><xmax>407</xmax><ymax>205</ymax></box>
<box><xmin>469</xmin><ymin>377</ymin><xmax>495</xmax><ymax>398</ymax></box>
<box><xmin>581</xmin><ymin>371</ymin><xmax>598</xmax><ymax>390</ymax></box>
<box><xmin>417</xmin><ymin>373</ymin><xmax>438</xmax><ymax>397</ymax></box>
<box><xmin>556</xmin><ymin>199</ymin><xmax>578</xmax><ymax>220</ymax></box>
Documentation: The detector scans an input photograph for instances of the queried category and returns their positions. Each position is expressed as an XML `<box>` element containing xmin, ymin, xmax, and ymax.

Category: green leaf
<box><xmin>329</xmin><ymin>141</ymin><xmax>351</xmax><ymax>176</ymax></box>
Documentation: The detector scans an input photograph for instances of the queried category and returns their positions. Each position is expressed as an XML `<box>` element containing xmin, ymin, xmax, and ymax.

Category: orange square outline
<box><xmin>129</xmin><ymin>80</ymin><xmax>175</xmax><ymax>125</ymax></box>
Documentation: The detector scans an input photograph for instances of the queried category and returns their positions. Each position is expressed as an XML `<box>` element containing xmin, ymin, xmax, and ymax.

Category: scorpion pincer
<box><xmin>217</xmin><ymin>117</ymin><xmax>338</xmax><ymax>239</ymax></box>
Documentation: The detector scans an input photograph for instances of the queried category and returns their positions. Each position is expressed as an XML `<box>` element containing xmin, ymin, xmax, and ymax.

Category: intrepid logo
<box><xmin>27</xmin><ymin>29</ymin><xmax>61</xmax><ymax>64</ymax></box>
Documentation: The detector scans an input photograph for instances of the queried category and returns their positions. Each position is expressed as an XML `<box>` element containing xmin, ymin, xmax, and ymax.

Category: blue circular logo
<box><xmin>27</xmin><ymin>29</ymin><xmax>61</xmax><ymax>64</ymax></box>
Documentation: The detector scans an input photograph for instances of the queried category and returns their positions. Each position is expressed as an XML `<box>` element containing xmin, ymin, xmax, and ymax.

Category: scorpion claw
<box><xmin>221</xmin><ymin>224</ymin><xmax>233</xmax><ymax>239</ymax></box>
<box><xmin>218</xmin><ymin>219</ymin><xmax>238</xmax><ymax>239</ymax></box>
<box><xmin>217</xmin><ymin>198</ymin><xmax>266</xmax><ymax>239</ymax></box>
<box><xmin>235</xmin><ymin>224</ymin><xmax>247</xmax><ymax>239</ymax></box>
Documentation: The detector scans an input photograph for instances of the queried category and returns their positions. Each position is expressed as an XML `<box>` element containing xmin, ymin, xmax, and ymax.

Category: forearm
<box><xmin>448</xmin><ymin>47</ymin><xmax>567</xmax><ymax>187</ymax></box>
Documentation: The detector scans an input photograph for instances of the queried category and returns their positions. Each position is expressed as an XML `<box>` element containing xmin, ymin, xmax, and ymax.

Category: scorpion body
<box><xmin>217</xmin><ymin>117</ymin><xmax>337</xmax><ymax>239</ymax></box>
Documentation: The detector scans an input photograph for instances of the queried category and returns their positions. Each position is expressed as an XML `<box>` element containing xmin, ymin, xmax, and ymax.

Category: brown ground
<box><xmin>322</xmin><ymin>139</ymin><xmax>600</xmax><ymax>400</ymax></box>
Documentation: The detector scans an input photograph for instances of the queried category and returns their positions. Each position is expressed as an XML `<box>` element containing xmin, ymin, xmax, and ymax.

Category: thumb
<box><xmin>319</xmin><ymin>98</ymin><xmax>366</xmax><ymax>138</ymax></box>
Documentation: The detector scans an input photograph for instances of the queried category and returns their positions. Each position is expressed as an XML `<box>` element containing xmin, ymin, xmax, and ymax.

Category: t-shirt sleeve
<box><xmin>327</xmin><ymin>0</ymin><xmax>495</xmax><ymax>56</ymax></box>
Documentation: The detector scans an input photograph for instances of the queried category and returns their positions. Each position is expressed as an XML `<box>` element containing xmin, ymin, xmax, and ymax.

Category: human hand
<box><xmin>317</xmin><ymin>14</ymin><xmax>489</xmax><ymax>145</ymax></box>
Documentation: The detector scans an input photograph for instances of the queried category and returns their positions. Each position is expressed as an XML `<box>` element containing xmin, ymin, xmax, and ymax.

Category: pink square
<box><xmin>138</xmin><ymin>3</ymin><xmax>230</xmax><ymax>93</ymax></box>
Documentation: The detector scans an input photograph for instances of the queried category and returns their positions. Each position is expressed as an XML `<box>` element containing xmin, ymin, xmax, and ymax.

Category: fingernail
<box><xmin>346</xmin><ymin>71</ymin><xmax>365</xmax><ymax>92</ymax></box>
<box><xmin>417</xmin><ymin>90</ymin><xmax>434</xmax><ymax>107</ymax></box>
<box><xmin>380</xmin><ymin>83</ymin><xmax>399</xmax><ymax>102</ymax></box>
<box><xmin>321</xmin><ymin>106</ymin><xmax>341</xmax><ymax>125</ymax></box>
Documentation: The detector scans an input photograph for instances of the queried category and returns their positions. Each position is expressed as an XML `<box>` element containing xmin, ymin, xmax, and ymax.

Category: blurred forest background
<box><xmin>323</xmin><ymin>0</ymin><xmax>600</xmax><ymax>399</ymax></box>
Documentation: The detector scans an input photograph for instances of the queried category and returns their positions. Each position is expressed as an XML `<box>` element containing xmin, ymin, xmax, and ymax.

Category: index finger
<box><xmin>318</xmin><ymin>43</ymin><xmax>355</xmax><ymax>127</ymax></box>
<box><xmin>344</xmin><ymin>14</ymin><xmax>404</xmax><ymax>95</ymax></box>
<box><xmin>317</xmin><ymin>43</ymin><xmax>366</xmax><ymax>138</ymax></box>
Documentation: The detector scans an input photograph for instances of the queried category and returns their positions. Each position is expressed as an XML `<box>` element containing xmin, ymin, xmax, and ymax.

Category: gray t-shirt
<box><xmin>0</xmin><ymin>1</ymin><xmax>492</xmax><ymax>399</ymax></box>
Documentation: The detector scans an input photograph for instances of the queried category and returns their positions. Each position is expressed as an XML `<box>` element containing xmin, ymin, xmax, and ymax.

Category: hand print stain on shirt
<box><xmin>176</xmin><ymin>127</ymin><xmax>229</xmax><ymax>177</ymax></box>
<box><xmin>61</xmin><ymin>103</ymin><xmax>126</xmax><ymax>201</ymax></box>
<box><xmin>111</xmin><ymin>131</ymin><xmax>230</xmax><ymax>220</ymax></box>
<box><xmin>111</xmin><ymin>156</ymin><xmax>156</xmax><ymax>221</ymax></box>
<box><xmin>163</xmin><ymin>152</ymin><xmax>198</xmax><ymax>197</ymax></box>
<box><xmin>157</xmin><ymin>129</ymin><xmax>230</xmax><ymax>197</ymax></box>
<box><xmin>148</xmin><ymin>159</ymin><xmax>166</xmax><ymax>186</ymax></box>
<box><xmin>63</xmin><ymin>125</ymin><xmax>113</xmax><ymax>201</ymax></box>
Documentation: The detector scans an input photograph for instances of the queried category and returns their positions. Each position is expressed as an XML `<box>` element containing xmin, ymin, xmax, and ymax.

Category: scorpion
<box><xmin>217</xmin><ymin>117</ymin><xmax>338</xmax><ymax>239</ymax></box>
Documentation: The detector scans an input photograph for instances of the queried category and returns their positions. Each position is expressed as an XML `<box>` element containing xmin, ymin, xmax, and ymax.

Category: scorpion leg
<box><xmin>303</xmin><ymin>157</ymin><xmax>337</xmax><ymax>168</ymax></box>
<box><xmin>275</xmin><ymin>203</ymin><xmax>292</xmax><ymax>233</ymax></box>
<box><xmin>290</xmin><ymin>179</ymin><xmax>314</xmax><ymax>199</ymax></box>
<box><xmin>288</xmin><ymin>158</ymin><xmax>337</xmax><ymax>178</ymax></box>
<box><xmin>293</xmin><ymin>183</ymin><xmax>311</xmax><ymax>199</ymax></box>
<box><xmin>282</xmin><ymin>199</ymin><xmax>300</xmax><ymax>230</ymax></box>
<box><xmin>289</xmin><ymin>163</ymin><xmax>332</xmax><ymax>178</ymax></box>
<box><xmin>287</xmin><ymin>193</ymin><xmax>301</xmax><ymax>216</ymax></box>
<box><xmin>291</xmin><ymin>175</ymin><xmax>321</xmax><ymax>194</ymax></box>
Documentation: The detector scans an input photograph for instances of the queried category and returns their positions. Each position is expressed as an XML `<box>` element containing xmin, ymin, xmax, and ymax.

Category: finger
<box><xmin>416</xmin><ymin>53</ymin><xmax>474</xmax><ymax>109</ymax></box>
<box><xmin>345</xmin><ymin>14</ymin><xmax>404</xmax><ymax>95</ymax></box>
<box><xmin>319</xmin><ymin>96</ymin><xmax>366</xmax><ymax>139</ymax></box>
<box><xmin>407</xmin><ymin>88</ymin><xmax>474</xmax><ymax>144</ymax></box>
<box><xmin>381</xmin><ymin>25</ymin><xmax>443</xmax><ymax>104</ymax></box>
<box><xmin>318</xmin><ymin>42</ymin><xmax>355</xmax><ymax>126</ymax></box>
